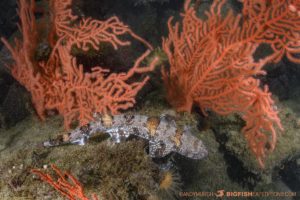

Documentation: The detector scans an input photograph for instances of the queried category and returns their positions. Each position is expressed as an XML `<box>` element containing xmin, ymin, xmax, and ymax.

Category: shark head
<box><xmin>175</xmin><ymin>127</ymin><xmax>208</xmax><ymax>160</ymax></box>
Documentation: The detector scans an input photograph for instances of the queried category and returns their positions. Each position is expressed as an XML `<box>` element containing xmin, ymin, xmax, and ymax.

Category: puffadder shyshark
<box><xmin>43</xmin><ymin>113</ymin><xmax>208</xmax><ymax>160</ymax></box>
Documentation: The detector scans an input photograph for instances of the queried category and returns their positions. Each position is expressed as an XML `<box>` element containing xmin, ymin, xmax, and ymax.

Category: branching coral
<box><xmin>162</xmin><ymin>0</ymin><xmax>300</xmax><ymax>167</ymax></box>
<box><xmin>45</xmin><ymin>46</ymin><xmax>158</xmax><ymax>128</ymax></box>
<box><xmin>1</xmin><ymin>0</ymin><xmax>158</xmax><ymax>129</ymax></box>
<box><xmin>1</xmin><ymin>0</ymin><xmax>46</xmax><ymax>119</ymax></box>
<box><xmin>32</xmin><ymin>164</ymin><xmax>99</xmax><ymax>200</ymax></box>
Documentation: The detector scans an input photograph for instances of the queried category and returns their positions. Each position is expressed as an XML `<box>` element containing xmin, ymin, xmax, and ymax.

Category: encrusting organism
<box><xmin>1</xmin><ymin>0</ymin><xmax>159</xmax><ymax>129</ymax></box>
<box><xmin>157</xmin><ymin>169</ymin><xmax>182</xmax><ymax>200</ymax></box>
<box><xmin>162</xmin><ymin>0</ymin><xmax>300</xmax><ymax>167</ymax></box>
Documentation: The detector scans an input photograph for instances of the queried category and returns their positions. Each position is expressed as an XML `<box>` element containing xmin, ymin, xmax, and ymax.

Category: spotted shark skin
<box><xmin>43</xmin><ymin>114</ymin><xmax>208</xmax><ymax>160</ymax></box>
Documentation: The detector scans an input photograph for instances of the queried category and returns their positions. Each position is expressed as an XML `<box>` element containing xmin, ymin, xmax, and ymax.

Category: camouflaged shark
<box><xmin>43</xmin><ymin>114</ymin><xmax>208</xmax><ymax>160</ymax></box>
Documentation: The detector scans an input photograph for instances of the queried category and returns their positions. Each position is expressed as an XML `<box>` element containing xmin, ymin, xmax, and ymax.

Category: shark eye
<box><xmin>124</xmin><ymin>114</ymin><xmax>135</xmax><ymax>124</ymax></box>
<box><xmin>80</xmin><ymin>124</ymin><xmax>90</xmax><ymax>133</ymax></box>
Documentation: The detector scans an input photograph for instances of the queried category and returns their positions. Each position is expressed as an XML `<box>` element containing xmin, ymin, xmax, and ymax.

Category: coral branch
<box><xmin>31</xmin><ymin>164</ymin><xmax>99</xmax><ymax>200</ymax></box>
<box><xmin>45</xmin><ymin>46</ymin><xmax>159</xmax><ymax>129</ymax></box>
<box><xmin>50</xmin><ymin>0</ymin><xmax>153</xmax><ymax>51</ymax></box>
<box><xmin>2</xmin><ymin>0</ymin><xmax>157</xmax><ymax>129</ymax></box>
<box><xmin>1</xmin><ymin>0</ymin><xmax>45</xmax><ymax>119</ymax></box>
<box><xmin>163</xmin><ymin>0</ymin><xmax>299</xmax><ymax>167</ymax></box>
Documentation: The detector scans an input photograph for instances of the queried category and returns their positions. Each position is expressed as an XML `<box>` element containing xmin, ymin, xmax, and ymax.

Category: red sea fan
<box><xmin>1</xmin><ymin>0</ymin><xmax>158</xmax><ymax>129</ymax></box>
<box><xmin>31</xmin><ymin>164</ymin><xmax>99</xmax><ymax>200</ymax></box>
<box><xmin>45</xmin><ymin>45</ymin><xmax>158</xmax><ymax>129</ymax></box>
<box><xmin>163</xmin><ymin>0</ymin><xmax>300</xmax><ymax>167</ymax></box>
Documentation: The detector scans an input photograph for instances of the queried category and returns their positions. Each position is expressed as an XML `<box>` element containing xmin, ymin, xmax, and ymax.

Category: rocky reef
<box><xmin>0</xmin><ymin>87</ymin><xmax>299</xmax><ymax>199</ymax></box>
<box><xmin>0</xmin><ymin>0</ymin><xmax>300</xmax><ymax>200</ymax></box>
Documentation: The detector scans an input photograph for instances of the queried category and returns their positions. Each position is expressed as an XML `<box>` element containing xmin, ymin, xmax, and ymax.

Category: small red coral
<box><xmin>31</xmin><ymin>164</ymin><xmax>99</xmax><ymax>200</ymax></box>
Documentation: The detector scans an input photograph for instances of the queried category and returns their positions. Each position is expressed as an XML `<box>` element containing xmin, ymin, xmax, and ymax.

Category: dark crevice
<box><xmin>211</xmin><ymin>126</ymin><xmax>262</xmax><ymax>190</ymax></box>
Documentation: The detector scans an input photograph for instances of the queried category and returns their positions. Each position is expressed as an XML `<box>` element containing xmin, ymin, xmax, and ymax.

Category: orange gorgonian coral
<box><xmin>163</xmin><ymin>0</ymin><xmax>300</xmax><ymax>167</ymax></box>
<box><xmin>31</xmin><ymin>164</ymin><xmax>99</xmax><ymax>200</ymax></box>
<box><xmin>1</xmin><ymin>0</ymin><xmax>46</xmax><ymax>119</ymax></box>
<box><xmin>1</xmin><ymin>0</ymin><xmax>158</xmax><ymax>129</ymax></box>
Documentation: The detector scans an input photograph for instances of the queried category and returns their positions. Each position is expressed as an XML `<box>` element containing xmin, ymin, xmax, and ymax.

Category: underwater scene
<box><xmin>0</xmin><ymin>0</ymin><xmax>300</xmax><ymax>199</ymax></box>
